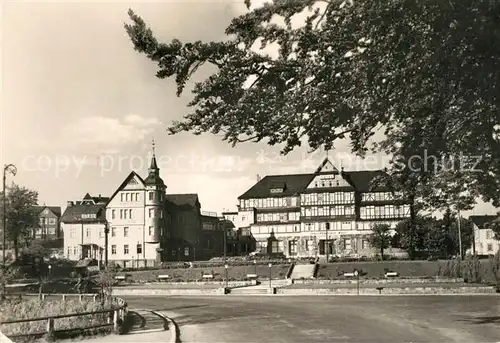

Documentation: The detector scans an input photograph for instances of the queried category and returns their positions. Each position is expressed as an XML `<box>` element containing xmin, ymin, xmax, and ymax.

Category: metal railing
<box><xmin>0</xmin><ymin>294</ymin><xmax>128</xmax><ymax>341</ymax></box>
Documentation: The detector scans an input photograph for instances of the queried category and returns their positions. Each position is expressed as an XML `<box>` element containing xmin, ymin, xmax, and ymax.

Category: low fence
<box><xmin>0</xmin><ymin>294</ymin><xmax>128</xmax><ymax>342</ymax></box>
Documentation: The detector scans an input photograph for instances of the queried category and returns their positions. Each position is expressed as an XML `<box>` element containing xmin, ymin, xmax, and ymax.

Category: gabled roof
<box><xmin>60</xmin><ymin>203</ymin><xmax>106</xmax><ymax>224</ymax></box>
<box><xmin>33</xmin><ymin>206</ymin><xmax>62</xmax><ymax>217</ymax></box>
<box><xmin>81</xmin><ymin>193</ymin><xmax>109</xmax><ymax>205</ymax></box>
<box><xmin>238</xmin><ymin>168</ymin><xmax>388</xmax><ymax>199</ymax></box>
<box><xmin>165</xmin><ymin>194</ymin><xmax>200</xmax><ymax>208</ymax></box>
<box><xmin>107</xmin><ymin>171</ymin><xmax>145</xmax><ymax>204</ymax></box>
<box><xmin>238</xmin><ymin>174</ymin><xmax>315</xmax><ymax>199</ymax></box>
<box><xmin>315</xmin><ymin>157</ymin><xmax>339</xmax><ymax>174</ymax></box>
<box><xmin>469</xmin><ymin>215</ymin><xmax>498</xmax><ymax>229</ymax></box>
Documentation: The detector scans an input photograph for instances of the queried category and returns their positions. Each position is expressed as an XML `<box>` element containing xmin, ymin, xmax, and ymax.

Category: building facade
<box><xmin>33</xmin><ymin>206</ymin><xmax>62</xmax><ymax>243</ymax></box>
<box><xmin>468</xmin><ymin>215</ymin><xmax>499</xmax><ymax>256</ymax></box>
<box><xmin>105</xmin><ymin>151</ymin><xmax>169</xmax><ymax>268</ymax></box>
<box><xmin>62</xmin><ymin>145</ymin><xmax>211</xmax><ymax>266</ymax></box>
<box><xmin>237</xmin><ymin>158</ymin><xmax>411</xmax><ymax>258</ymax></box>
<box><xmin>61</xmin><ymin>197</ymin><xmax>107</xmax><ymax>262</ymax></box>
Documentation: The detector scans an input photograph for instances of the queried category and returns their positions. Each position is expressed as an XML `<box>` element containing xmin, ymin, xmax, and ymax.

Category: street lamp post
<box><xmin>325</xmin><ymin>222</ymin><xmax>330</xmax><ymax>263</ymax></box>
<box><xmin>224</xmin><ymin>264</ymin><xmax>228</xmax><ymax>288</ymax></box>
<box><xmin>268</xmin><ymin>263</ymin><xmax>272</xmax><ymax>288</ymax></box>
<box><xmin>104</xmin><ymin>222</ymin><xmax>109</xmax><ymax>267</ymax></box>
<box><xmin>2</xmin><ymin>164</ymin><xmax>17</xmax><ymax>299</ymax></box>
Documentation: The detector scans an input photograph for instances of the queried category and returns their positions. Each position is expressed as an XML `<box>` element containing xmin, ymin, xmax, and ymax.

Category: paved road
<box><xmin>123</xmin><ymin>295</ymin><xmax>500</xmax><ymax>343</ymax></box>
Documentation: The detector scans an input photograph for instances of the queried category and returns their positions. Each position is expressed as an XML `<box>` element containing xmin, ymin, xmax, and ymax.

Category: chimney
<box><xmin>66</xmin><ymin>201</ymin><xmax>74</xmax><ymax>208</ymax></box>
<box><xmin>256</xmin><ymin>174</ymin><xmax>261</xmax><ymax>182</ymax></box>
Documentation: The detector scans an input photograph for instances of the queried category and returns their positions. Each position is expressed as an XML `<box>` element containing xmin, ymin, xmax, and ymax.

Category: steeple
<box><xmin>148</xmin><ymin>138</ymin><xmax>158</xmax><ymax>173</ymax></box>
<box><xmin>144</xmin><ymin>137</ymin><xmax>165</xmax><ymax>187</ymax></box>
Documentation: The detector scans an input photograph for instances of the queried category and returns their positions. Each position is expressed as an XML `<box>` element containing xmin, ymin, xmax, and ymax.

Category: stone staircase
<box><xmin>289</xmin><ymin>263</ymin><xmax>316</xmax><ymax>280</ymax></box>
<box><xmin>229</xmin><ymin>279</ymin><xmax>291</xmax><ymax>295</ymax></box>
<box><xmin>128</xmin><ymin>309</ymin><xmax>168</xmax><ymax>332</ymax></box>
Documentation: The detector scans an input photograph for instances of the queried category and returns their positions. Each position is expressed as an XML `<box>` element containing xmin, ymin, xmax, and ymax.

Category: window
<box><xmin>160</xmin><ymin>210</ymin><xmax>163</xmax><ymax>219</ymax></box>
<box><xmin>123</xmin><ymin>209</ymin><xmax>127</xmax><ymax>219</ymax></box>
<box><xmin>111</xmin><ymin>227</ymin><xmax>116</xmax><ymax>237</ymax></box>
<box><xmin>73</xmin><ymin>246</ymin><xmax>78</xmax><ymax>255</ymax></box>
<box><xmin>271</xmin><ymin>240</ymin><xmax>280</xmax><ymax>253</ymax></box>
<box><xmin>129</xmin><ymin>209</ymin><xmax>132</xmax><ymax>219</ymax></box>
<box><xmin>125</xmin><ymin>193</ymin><xmax>129</xmax><ymax>202</ymax></box>
<box><xmin>344</xmin><ymin>238</ymin><xmax>352</xmax><ymax>250</ymax></box>
<box><xmin>486</xmin><ymin>231</ymin><xmax>492</xmax><ymax>239</ymax></box>
<box><xmin>124</xmin><ymin>227</ymin><xmax>129</xmax><ymax>237</ymax></box>
<box><xmin>111</xmin><ymin>245</ymin><xmax>116</xmax><ymax>254</ymax></box>
<box><xmin>67</xmin><ymin>246</ymin><xmax>71</xmax><ymax>256</ymax></box>
<box><xmin>112</xmin><ymin>210</ymin><xmax>116</xmax><ymax>219</ymax></box>
<box><xmin>124</xmin><ymin>245</ymin><xmax>129</xmax><ymax>255</ymax></box>
<box><xmin>184</xmin><ymin>247</ymin><xmax>189</xmax><ymax>256</ymax></box>
<box><xmin>99</xmin><ymin>228</ymin><xmax>104</xmax><ymax>238</ymax></box>
<box><xmin>149</xmin><ymin>192</ymin><xmax>154</xmax><ymax>201</ymax></box>
<box><xmin>137</xmin><ymin>244</ymin><xmax>142</xmax><ymax>254</ymax></box>
<box><xmin>86</xmin><ymin>228</ymin><xmax>91</xmax><ymax>237</ymax></box>
<box><xmin>48</xmin><ymin>218</ymin><xmax>56</xmax><ymax>225</ymax></box>
<box><xmin>120</xmin><ymin>209</ymin><xmax>123</xmax><ymax>219</ymax></box>
<box><xmin>487</xmin><ymin>244</ymin><xmax>493</xmax><ymax>252</ymax></box>
<box><xmin>289</xmin><ymin>240</ymin><xmax>297</xmax><ymax>256</ymax></box>
<box><xmin>148</xmin><ymin>226</ymin><xmax>153</xmax><ymax>236</ymax></box>
<box><xmin>70</xmin><ymin>228</ymin><xmax>76</xmax><ymax>238</ymax></box>
<box><xmin>149</xmin><ymin>209</ymin><xmax>154</xmax><ymax>218</ymax></box>
<box><xmin>136</xmin><ymin>192</ymin><xmax>140</xmax><ymax>201</ymax></box>
<box><xmin>362</xmin><ymin>239</ymin><xmax>369</xmax><ymax>249</ymax></box>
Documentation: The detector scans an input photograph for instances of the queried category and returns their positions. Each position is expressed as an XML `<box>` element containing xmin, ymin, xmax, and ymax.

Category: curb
<box><xmin>150</xmin><ymin>310</ymin><xmax>179</xmax><ymax>343</ymax></box>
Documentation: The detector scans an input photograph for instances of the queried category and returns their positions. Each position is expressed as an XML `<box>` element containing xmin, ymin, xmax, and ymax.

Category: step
<box><xmin>290</xmin><ymin>264</ymin><xmax>316</xmax><ymax>279</ymax></box>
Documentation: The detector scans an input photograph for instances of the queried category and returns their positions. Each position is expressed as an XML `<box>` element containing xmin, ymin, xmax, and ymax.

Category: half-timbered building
<box><xmin>237</xmin><ymin>158</ymin><xmax>411</xmax><ymax>258</ymax></box>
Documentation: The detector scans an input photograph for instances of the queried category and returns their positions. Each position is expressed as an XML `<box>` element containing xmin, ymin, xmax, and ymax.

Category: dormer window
<box><xmin>270</xmin><ymin>188</ymin><xmax>283</xmax><ymax>193</ymax></box>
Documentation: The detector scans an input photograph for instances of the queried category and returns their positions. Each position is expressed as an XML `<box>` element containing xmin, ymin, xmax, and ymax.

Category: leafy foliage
<box><xmin>367</xmin><ymin>223</ymin><xmax>391</xmax><ymax>260</ymax></box>
<box><xmin>393</xmin><ymin>211</ymin><xmax>473</xmax><ymax>258</ymax></box>
<box><xmin>1</xmin><ymin>183</ymin><xmax>39</xmax><ymax>259</ymax></box>
<box><xmin>125</xmin><ymin>0</ymin><xmax>500</xmax><ymax>206</ymax></box>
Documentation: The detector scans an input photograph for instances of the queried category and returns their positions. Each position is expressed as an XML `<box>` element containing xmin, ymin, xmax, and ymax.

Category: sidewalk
<box><xmin>59</xmin><ymin>328</ymin><xmax>172</xmax><ymax>342</ymax></box>
<box><xmin>57</xmin><ymin>310</ymin><xmax>175</xmax><ymax>343</ymax></box>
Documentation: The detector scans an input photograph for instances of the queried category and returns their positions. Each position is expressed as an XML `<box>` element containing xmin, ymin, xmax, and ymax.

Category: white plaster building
<box><xmin>468</xmin><ymin>215</ymin><xmax>500</xmax><ymax>256</ymax></box>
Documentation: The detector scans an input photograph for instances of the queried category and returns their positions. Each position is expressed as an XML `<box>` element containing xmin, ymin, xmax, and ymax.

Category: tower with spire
<box><xmin>144</xmin><ymin>138</ymin><xmax>166</xmax><ymax>245</ymax></box>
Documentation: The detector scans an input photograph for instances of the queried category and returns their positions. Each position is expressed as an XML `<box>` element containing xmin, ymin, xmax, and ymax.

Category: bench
<box><xmin>114</xmin><ymin>275</ymin><xmax>127</xmax><ymax>281</ymax></box>
<box><xmin>246</xmin><ymin>274</ymin><xmax>258</xmax><ymax>279</ymax></box>
<box><xmin>157</xmin><ymin>275</ymin><xmax>170</xmax><ymax>281</ymax></box>
<box><xmin>202</xmin><ymin>274</ymin><xmax>214</xmax><ymax>279</ymax></box>
<box><xmin>384</xmin><ymin>271</ymin><xmax>399</xmax><ymax>278</ymax></box>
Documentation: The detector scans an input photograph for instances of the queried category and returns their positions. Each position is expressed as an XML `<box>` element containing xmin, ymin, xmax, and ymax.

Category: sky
<box><xmin>1</xmin><ymin>0</ymin><xmax>497</xmax><ymax>217</ymax></box>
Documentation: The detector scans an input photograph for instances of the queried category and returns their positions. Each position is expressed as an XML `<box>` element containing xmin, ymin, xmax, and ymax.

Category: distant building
<box><xmin>221</xmin><ymin>211</ymin><xmax>255</xmax><ymax>255</ymax></box>
<box><xmin>237</xmin><ymin>157</ymin><xmax>411</xmax><ymax>258</ymax></box>
<box><xmin>61</xmin><ymin>196</ymin><xmax>107</xmax><ymax>262</ymax></box>
<box><xmin>33</xmin><ymin>206</ymin><xmax>62</xmax><ymax>242</ymax></box>
<box><xmin>468</xmin><ymin>215</ymin><xmax>499</xmax><ymax>256</ymax></box>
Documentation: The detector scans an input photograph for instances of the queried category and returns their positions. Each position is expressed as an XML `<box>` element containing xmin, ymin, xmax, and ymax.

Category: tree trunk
<box><xmin>380</xmin><ymin>247</ymin><xmax>384</xmax><ymax>261</ymax></box>
<box><xmin>13</xmin><ymin>236</ymin><xmax>19</xmax><ymax>261</ymax></box>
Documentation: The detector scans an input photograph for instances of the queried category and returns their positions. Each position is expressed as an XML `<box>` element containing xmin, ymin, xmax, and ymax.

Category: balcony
<box><xmin>301</xmin><ymin>215</ymin><xmax>356</xmax><ymax>221</ymax></box>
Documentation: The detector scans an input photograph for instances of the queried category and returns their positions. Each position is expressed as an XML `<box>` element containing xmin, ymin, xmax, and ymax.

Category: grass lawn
<box><xmin>286</xmin><ymin>282</ymin><xmax>486</xmax><ymax>289</ymax></box>
<box><xmin>122</xmin><ymin>264</ymin><xmax>291</xmax><ymax>283</ymax></box>
<box><xmin>316</xmin><ymin>260</ymin><xmax>497</xmax><ymax>283</ymax></box>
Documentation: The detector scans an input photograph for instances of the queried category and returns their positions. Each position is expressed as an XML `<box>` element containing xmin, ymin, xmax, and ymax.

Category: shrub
<box><xmin>489</xmin><ymin>251</ymin><xmax>500</xmax><ymax>291</ymax></box>
<box><xmin>462</xmin><ymin>254</ymin><xmax>481</xmax><ymax>283</ymax></box>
